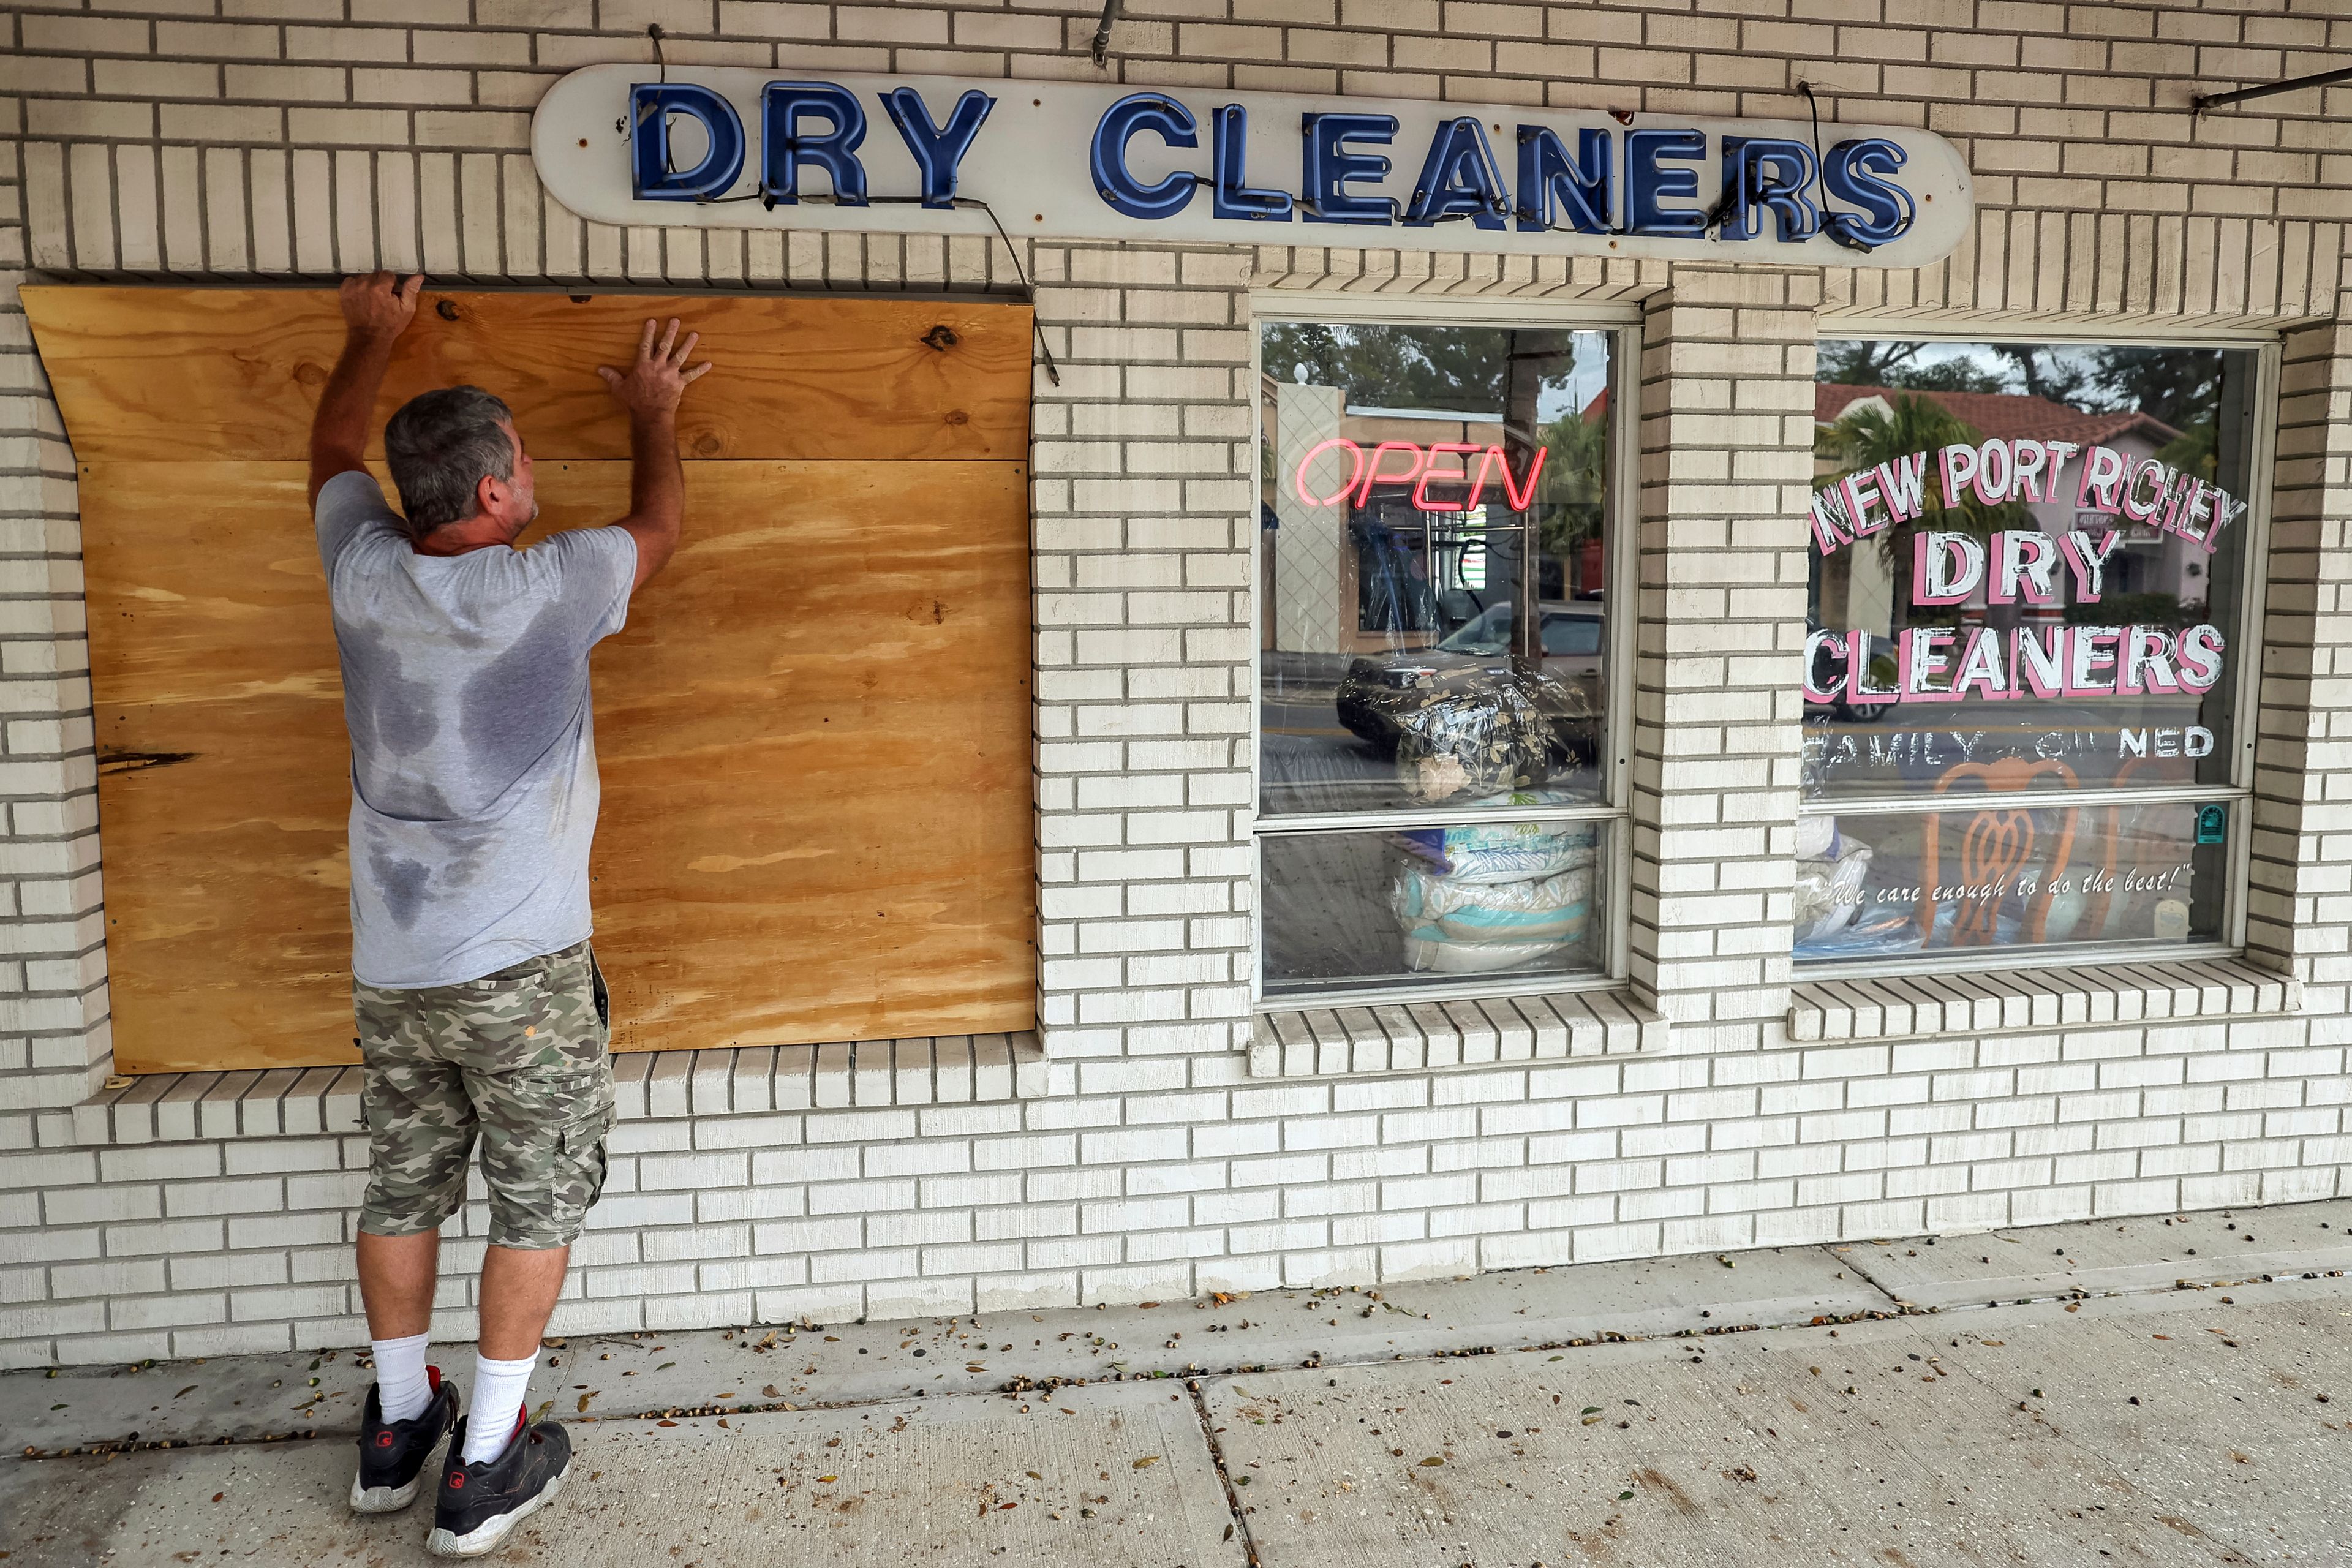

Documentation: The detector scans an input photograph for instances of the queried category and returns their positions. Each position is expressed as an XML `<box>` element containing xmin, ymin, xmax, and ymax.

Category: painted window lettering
<box><xmin>1796</xmin><ymin>340</ymin><xmax>2260</xmax><ymax>965</ymax></box>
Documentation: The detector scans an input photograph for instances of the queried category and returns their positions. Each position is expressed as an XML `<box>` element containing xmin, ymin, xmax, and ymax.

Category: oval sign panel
<box><xmin>533</xmin><ymin>67</ymin><xmax>1974</xmax><ymax>269</ymax></box>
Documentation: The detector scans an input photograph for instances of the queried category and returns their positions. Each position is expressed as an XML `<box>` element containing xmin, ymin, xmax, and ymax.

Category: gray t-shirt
<box><xmin>315</xmin><ymin>472</ymin><xmax>638</xmax><ymax>988</ymax></box>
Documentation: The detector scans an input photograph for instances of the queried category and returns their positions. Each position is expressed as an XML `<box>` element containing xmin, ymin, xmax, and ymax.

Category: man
<box><xmin>306</xmin><ymin>273</ymin><xmax>709</xmax><ymax>1556</ymax></box>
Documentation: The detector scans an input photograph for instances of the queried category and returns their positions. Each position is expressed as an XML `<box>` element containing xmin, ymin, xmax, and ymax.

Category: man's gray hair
<box><xmin>383</xmin><ymin>386</ymin><xmax>516</xmax><ymax>537</ymax></box>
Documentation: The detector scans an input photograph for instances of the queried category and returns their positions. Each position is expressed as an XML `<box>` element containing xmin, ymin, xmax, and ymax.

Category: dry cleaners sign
<box><xmin>532</xmin><ymin>69</ymin><xmax>1973</xmax><ymax>267</ymax></box>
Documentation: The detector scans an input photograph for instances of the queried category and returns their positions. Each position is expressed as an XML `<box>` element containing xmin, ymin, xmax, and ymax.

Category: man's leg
<box><xmin>355</xmin><ymin>1228</ymin><xmax>445</xmax><ymax>1434</ymax></box>
<box><xmin>357</xmin><ymin>1228</ymin><xmax>441</xmax><ymax>1340</ymax></box>
<box><xmin>458</xmin><ymin>943</ymin><xmax>616</xmax><ymax>1466</ymax></box>
<box><xmin>477</xmin><ymin>1243</ymin><xmax>569</xmax><ymax>1360</ymax></box>
<box><xmin>354</xmin><ymin>978</ymin><xmax>475</xmax><ymax>1436</ymax></box>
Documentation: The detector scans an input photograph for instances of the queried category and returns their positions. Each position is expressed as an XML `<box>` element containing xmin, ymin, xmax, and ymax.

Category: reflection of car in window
<box><xmin>1334</xmin><ymin>601</ymin><xmax>1604</xmax><ymax>761</ymax></box>
<box><xmin>1434</xmin><ymin>601</ymin><xmax>1604</xmax><ymax>662</ymax></box>
<box><xmin>1804</xmin><ymin>625</ymin><xmax>1899</xmax><ymax>723</ymax></box>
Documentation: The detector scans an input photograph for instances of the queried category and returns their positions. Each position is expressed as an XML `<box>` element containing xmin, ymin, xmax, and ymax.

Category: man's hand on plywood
<box><xmin>596</xmin><ymin>317</ymin><xmax>712</xmax><ymax>418</ymax></box>
<box><xmin>598</xmin><ymin>317</ymin><xmax>713</xmax><ymax>590</ymax></box>
<box><xmin>340</xmin><ymin>271</ymin><xmax>423</xmax><ymax>346</ymax></box>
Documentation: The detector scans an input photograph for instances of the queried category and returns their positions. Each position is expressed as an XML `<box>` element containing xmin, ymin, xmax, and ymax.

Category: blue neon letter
<box><xmin>1719</xmin><ymin>136</ymin><xmax>1820</xmax><ymax>242</ymax></box>
<box><xmin>880</xmin><ymin>87</ymin><xmax>994</xmax><ymax>209</ymax></box>
<box><xmin>630</xmin><ymin>83</ymin><xmax>745</xmax><ymax>202</ymax></box>
<box><xmin>1212</xmin><ymin>105</ymin><xmax>1291</xmax><ymax>222</ymax></box>
<box><xmin>1090</xmin><ymin>94</ymin><xmax>1199</xmax><ymax>220</ymax></box>
<box><xmin>1515</xmin><ymin>126</ymin><xmax>1610</xmax><ymax>233</ymax></box>
<box><xmin>1624</xmin><ymin>127</ymin><xmax>1705</xmax><ymax>238</ymax></box>
<box><xmin>1302</xmin><ymin>113</ymin><xmax>1398</xmax><ymax>226</ymax></box>
<box><xmin>761</xmin><ymin>81</ymin><xmax>867</xmax><ymax>206</ymax></box>
<box><xmin>1823</xmin><ymin>138</ymin><xmax>1915</xmax><ymax>249</ymax></box>
<box><xmin>1404</xmin><ymin>118</ymin><xmax>1507</xmax><ymax>230</ymax></box>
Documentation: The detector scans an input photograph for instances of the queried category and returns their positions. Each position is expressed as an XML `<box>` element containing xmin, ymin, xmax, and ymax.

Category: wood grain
<box><xmin>81</xmin><ymin>458</ymin><xmax>1035</xmax><ymax>1075</ymax></box>
<box><xmin>23</xmin><ymin>287</ymin><xmax>1033</xmax><ymax>464</ymax></box>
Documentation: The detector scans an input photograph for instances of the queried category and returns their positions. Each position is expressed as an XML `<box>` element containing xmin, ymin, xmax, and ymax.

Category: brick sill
<box><xmin>1787</xmin><ymin>958</ymin><xmax>2296</xmax><ymax>1044</ymax></box>
<box><xmin>66</xmin><ymin>1033</ymin><xmax>1055</xmax><ymax>1146</ymax></box>
<box><xmin>1247</xmin><ymin>990</ymin><xmax>1664</xmax><ymax>1079</ymax></box>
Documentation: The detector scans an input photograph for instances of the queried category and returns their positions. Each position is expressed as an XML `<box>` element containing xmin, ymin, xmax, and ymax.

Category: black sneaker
<box><xmin>425</xmin><ymin>1412</ymin><xmax>573</xmax><ymax>1558</ymax></box>
<box><xmin>350</xmin><ymin>1367</ymin><xmax>459</xmax><ymax>1513</ymax></box>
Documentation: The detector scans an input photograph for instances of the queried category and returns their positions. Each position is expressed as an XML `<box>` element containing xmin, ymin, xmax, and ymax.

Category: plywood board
<box><xmin>81</xmin><ymin>458</ymin><xmax>1034</xmax><ymax>1075</ymax></box>
<box><xmin>22</xmin><ymin>287</ymin><xmax>1032</xmax><ymax>464</ymax></box>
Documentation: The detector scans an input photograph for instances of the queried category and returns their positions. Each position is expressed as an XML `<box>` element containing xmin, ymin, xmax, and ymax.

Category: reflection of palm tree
<box><xmin>2157</xmin><ymin>420</ymin><xmax>2218</xmax><ymax>484</ymax></box>
<box><xmin>1815</xmin><ymin>394</ymin><xmax>2030</xmax><ymax>634</ymax></box>
<box><xmin>1535</xmin><ymin>409</ymin><xmax>1608</xmax><ymax>557</ymax></box>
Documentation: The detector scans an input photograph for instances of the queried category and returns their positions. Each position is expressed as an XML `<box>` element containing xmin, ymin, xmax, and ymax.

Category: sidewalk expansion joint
<box><xmin>1186</xmin><ymin>1378</ymin><xmax>1262</xmax><ymax>1568</ymax></box>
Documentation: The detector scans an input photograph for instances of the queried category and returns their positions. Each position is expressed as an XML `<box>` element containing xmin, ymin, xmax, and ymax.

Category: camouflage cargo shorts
<box><xmin>355</xmin><ymin>941</ymin><xmax>617</xmax><ymax>1251</ymax></box>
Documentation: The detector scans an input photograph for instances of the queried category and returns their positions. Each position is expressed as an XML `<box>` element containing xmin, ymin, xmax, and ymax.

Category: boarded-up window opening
<box><xmin>25</xmin><ymin>287</ymin><xmax>1037</xmax><ymax>1075</ymax></box>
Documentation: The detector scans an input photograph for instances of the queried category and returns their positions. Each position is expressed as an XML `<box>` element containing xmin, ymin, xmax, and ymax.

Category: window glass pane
<box><xmin>1258</xmin><ymin>322</ymin><xmax>1612</xmax><ymax>818</ymax></box>
<box><xmin>1793</xmin><ymin>799</ymin><xmax>2228</xmax><ymax>963</ymax></box>
<box><xmin>1262</xmin><ymin>818</ymin><xmax>1610</xmax><ymax>997</ymax></box>
<box><xmin>1805</xmin><ymin>341</ymin><xmax>2257</xmax><ymax>801</ymax></box>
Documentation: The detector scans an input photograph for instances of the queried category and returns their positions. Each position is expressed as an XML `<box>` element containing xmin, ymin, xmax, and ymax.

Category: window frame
<box><xmin>1795</xmin><ymin>322</ymin><xmax>2282</xmax><ymax>982</ymax></box>
<box><xmin>1246</xmin><ymin>295</ymin><xmax>1643</xmax><ymax>1009</ymax></box>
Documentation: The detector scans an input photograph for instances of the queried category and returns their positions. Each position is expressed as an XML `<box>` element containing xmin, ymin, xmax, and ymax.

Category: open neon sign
<box><xmin>1291</xmin><ymin>439</ymin><xmax>1547</xmax><ymax>513</ymax></box>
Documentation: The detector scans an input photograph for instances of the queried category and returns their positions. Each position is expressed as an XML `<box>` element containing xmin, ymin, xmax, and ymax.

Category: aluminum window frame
<box><xmin>1796</xmin><ymin>322</ymin><xmax>2281</xmax><ymax>982</ymax></box>
<box><xmin>1246</xmin><ymin>296</ymin><xmax>1642</xmax><ymax>1009</ymax></box>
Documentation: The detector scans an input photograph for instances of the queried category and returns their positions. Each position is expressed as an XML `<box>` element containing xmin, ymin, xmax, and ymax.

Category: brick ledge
<box><xmin>1247</xmin><ymin>990</ymin><xmax>1664</xmax><ymax>1079</ymax></box>
<box><xmin>1789</xmin><ymin>959</ymin><xmax>2296</xmax><ymax>1044</ymax></box>
<box><xmin>64</xmin><ymin>1033</ymin><xmax>1055</xmax><ymax>1146</ymax></box>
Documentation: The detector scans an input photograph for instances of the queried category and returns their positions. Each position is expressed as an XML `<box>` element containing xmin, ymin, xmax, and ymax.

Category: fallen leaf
<box><xmin>1133</xmin><ymin>1455</ymin><xmax>1161</xmax><ymax>1469</ymax></box>
<box><xmin>577</xmin><ymin>1394</ymin><xmax>591</xmax><ymax>1413</ymax></box>
<box><xmin>818</xmin><ymin>1475</ymin><xmax>837</xmax><ymax>1483</ymax></box>
<box><xmin>174</xmin><ymin>1386</ymin><xmax>198</xmax><ymax>1399</ymax></box>
<box><xmin>655</xmin><ymin>1362</ymin><xmax>676</xmax><ymax>1371</ymax></box>
<box><xmin>763</xmin><ymin>1386</ymin><xmax>782</xmax><ymax>1398</ymax></box>
<box><xmin>1419</xmin><ymin>1457</ymin><xmax>1445</xmax><ymax>1467</ymax></box>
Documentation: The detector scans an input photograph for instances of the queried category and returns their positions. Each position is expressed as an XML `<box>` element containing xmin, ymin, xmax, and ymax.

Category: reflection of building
<box><xmin>1261</xmin><ymin>378</ymin><xmax>1608</xmax><ymax>663</ymax></box>
<box><xmin>1814</xmin><ymin>385</ymin><xmax>2196</xmax><ymax>622</ymax></box>
<box><xmin>1262</xmin><ymin>374</ymin><xmax>1526</xmax><ymax>659</ymax></box>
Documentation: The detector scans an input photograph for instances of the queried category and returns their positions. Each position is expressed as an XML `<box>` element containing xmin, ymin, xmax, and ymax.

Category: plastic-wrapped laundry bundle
<box><xmin>1393</xmin><ymin>859</ymin><xmax>1596</xmax><ymax>975</ymax></box>
<box><xmin>1792</xmin><ymin>819</ymin><xmax>1873</xmax><ymax>947</ymax></box>
<box><xmin>1384</xmin><ymin>668</ymin><xmax>1576</xmax><ymax>805</ymax></box>
<box><xmin>1390</xmin><ymin>799</ymin><xmax>1599</xmax><ymax>885</ymax></box>
<box><xmin>1795</xmin><ymin>812</ymin><xmax>1839</xmax><ymax>861</ymax></box>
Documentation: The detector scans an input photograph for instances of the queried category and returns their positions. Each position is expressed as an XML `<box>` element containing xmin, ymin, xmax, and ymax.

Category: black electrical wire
<box><xmin>1090</xmin><ymin>0</ymin><xmax>1121</xmax><ymax>68</ymax></box>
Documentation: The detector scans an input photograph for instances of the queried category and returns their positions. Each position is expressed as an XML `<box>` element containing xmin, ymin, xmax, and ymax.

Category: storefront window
<box><xmin>1797</xmin><ymin>337</ymin><xmax>2263</xmax><ymax>967</ymax></box>
<box><xmin>1256</xmin><ymin>317</ymin><xmax>1621</xmax><ymax>1000</ymax></box>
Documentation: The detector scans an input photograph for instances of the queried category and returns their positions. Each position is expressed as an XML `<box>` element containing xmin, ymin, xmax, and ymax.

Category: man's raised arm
<box><xmin>596</xmin><ymin>317</ymin><xmax>712</xmax><ymax>591</ymax></box>
<box><xmin>307</xmin><ymin>273</ymin><xmax>423</xmax><ymax>508</ymax></box>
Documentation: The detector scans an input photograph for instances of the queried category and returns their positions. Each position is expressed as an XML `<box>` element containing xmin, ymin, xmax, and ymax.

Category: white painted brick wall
<box><xmin>0</xmin><ymin>0</ymin><xmax>2349</xmax><ymax>1366</ymax></box>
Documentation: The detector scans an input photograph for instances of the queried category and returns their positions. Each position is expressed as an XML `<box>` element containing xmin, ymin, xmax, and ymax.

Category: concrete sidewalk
<box><xmin>6</xmin><ymin>1199</ymin><xmax>2350</xmax><ymax>1565</ymax></box>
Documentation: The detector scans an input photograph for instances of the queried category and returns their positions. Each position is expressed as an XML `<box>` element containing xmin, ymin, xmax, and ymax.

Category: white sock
<box><xmin>462</xmin><ymin>1351</ymin><xmax>538</xmax><ymax>1464</ymax></box>
<box><xmin>371</xmin><ymin>1332</ymin><xmax>432</xmax><ymax>1424</ymax></box>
